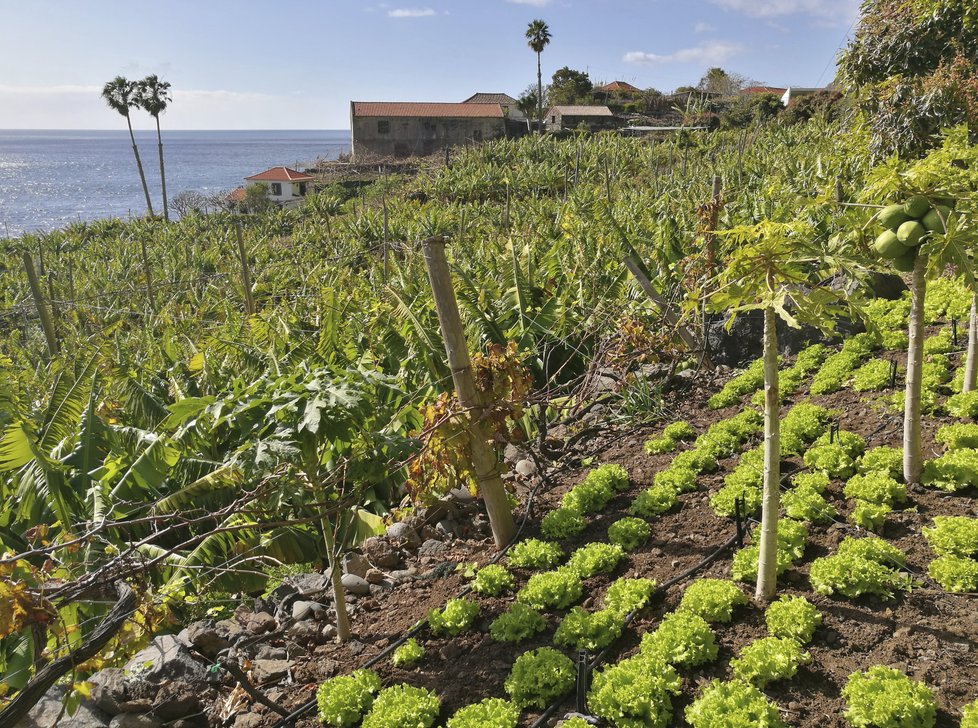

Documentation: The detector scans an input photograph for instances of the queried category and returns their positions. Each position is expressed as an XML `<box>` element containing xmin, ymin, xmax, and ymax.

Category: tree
<box><xmin>525</xmin><ymin>19</ymin><xmax>552</xmax><ymax>135</ymax></box>
<box><xmin>697</xmin><ymin>67</ymin><xmax>747</xmax><ymax>97</ymax></box>
<box><xmin>548</xmin><ymin>67</ymin><xmax>592</xmax><ymax>107</ymax></box>
<box><xmin>101</xmin><ymin>76</ymin><xmax>155</xmax><ymax>217</ymax></box>
<box><xmin>839</xmin><ymin>0</ymin><xmax>978</xmax><ymax>158</ymax></box>
<box><xmin>516</xmin><ymin>87</ymin><xmax>538</xmax><ymax>132</ymax></box>
<box><xmin>137</xmin><ymin>75</ymin><xmax>173</xmax><ymax>222</ymax></box>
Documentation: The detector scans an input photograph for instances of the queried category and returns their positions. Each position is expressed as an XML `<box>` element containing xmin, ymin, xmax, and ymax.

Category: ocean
<box><xmin>0</xmin><ymin>129</ymin><xmax>351</xmax><ymax>236</ymax></box>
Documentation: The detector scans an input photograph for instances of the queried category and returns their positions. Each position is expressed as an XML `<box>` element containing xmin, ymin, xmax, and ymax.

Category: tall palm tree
<box><xmin>101</xmin><ymin>76</ymin><xmax>154</xmax><ymax>217</ymax></box>
<box><xmin>525</xmin><ymin>19</ymin><xmax>551</xmax><ymax>135</ymax></box>
<box><xmin>137</xmin><ymin>75</ymin><xmax>172</xmax><ymax>222</ymax></box>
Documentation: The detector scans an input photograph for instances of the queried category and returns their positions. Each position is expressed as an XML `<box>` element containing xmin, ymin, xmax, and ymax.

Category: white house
<box><xmin>244</xmin><ymin>166</ymin><xmax>314</xmax><ymax>203</ymax></box>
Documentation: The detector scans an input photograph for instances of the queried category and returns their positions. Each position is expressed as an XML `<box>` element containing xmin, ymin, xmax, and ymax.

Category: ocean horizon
<box><xmin>0</xmin><ymin>129</ymin><xmax>352</xmax><ymax>236</ymax></box>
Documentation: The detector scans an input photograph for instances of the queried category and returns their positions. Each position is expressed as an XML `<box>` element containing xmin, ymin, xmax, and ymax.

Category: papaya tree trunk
<box><xmin>310</xmin><ymin>471</ymin><xmax>350</xmax><ymax>642</ymax></box>
<box><xmin>755</xmin><ymin>304</ymin><xmax>781</xmax><ymax>603</ymax></box>
<box><xmin>903</xmin><ymin>253</ymin><xmax>928</xmax><ymax>484</ymax></box>
<box><xmin>964</xmin><ymin>292</ymin><xmax>978</xmax><ymax>393</ymax></box>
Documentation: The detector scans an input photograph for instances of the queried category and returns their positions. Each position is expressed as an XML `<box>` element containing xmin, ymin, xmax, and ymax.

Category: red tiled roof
<box><xmin>245</xmin><ymin>166</ymin><xmax>314</xmax><ymax>182</ymax></box>
<box><xmin>228</xmin><ymin>187</ymin><xmax>246</xmax><ymax>202</ymax></box>
<box><xmin>595</xmin><ymin>81</ymin><xmax>642</xmax><ymax>93</ymax></box>
<box><xmin>547</xmin><ymin>105</ymin><xmax>614</xmax><ymax>117</ymax></box>
<box><xmin>352</xmin><ymin>102</ymin><xmax>504</xmax><ymax>118</ymax></box>
<box><xmin>741</xmin><ymin>86</ymin><xmax>787</xmax><ymax>95</ymax></box>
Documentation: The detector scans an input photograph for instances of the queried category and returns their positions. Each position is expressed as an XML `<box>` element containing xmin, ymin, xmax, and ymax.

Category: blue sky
<box><xmin>0</xmin><ymin>0</ymin><xmax>860</xmax><ymax>130</ymax></box>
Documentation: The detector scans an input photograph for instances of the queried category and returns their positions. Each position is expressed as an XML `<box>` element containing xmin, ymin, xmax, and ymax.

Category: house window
<box><xmin>298</xmin><ymin>182</ymin><xmax>307</xmax><ymax>196</ymax></box>
<box><xmin>551</xmin><ymin>115</ymin><xmax>557</xmax><ymax>124</ymax></box>
<box><xmin>270</xmin><ymin>183</ymin><xmax>282</xmax><ymax>195</ymax></box>
<box><xmin>377</xmin><ymin>120</ymin><xmax>390</xmax><ymax>134</ymax></box>
<box><xmin>473</xmin><ymin>129</ymin><xmax>482</xmax><ymax>141</ymax></box>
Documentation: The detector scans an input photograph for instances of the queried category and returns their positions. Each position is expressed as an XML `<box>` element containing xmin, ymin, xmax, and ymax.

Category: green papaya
<box><xmin>903</xmin><ymin>195</ymin><xmax>931</xmax><ymax>218</ymax></box>
<box><xmin>874</xmin><ymin>230</ymin><xmax>907</xmax><ymax>259</ymax></box>
<box><xmin>893</xmin><ymin>248</ymin><xmax>917</xmax><ymax>273</ymax></box>
<box><xmin>897</xmin><ymin>220</ymin><xmax>926</xmax><ymax>246</ymax></box>
<box><xmin>879</xmin><ymin>204</ymin><xmax>911</xmax><ymax>230</ymax></box>
<box><xmin>922</xmin><ymin>205</ymin><xmax>952</xmax><ymax>233</ymax></box>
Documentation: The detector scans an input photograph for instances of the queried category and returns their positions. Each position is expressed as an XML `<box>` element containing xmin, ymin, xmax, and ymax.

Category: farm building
<box><xmin>244</xmin><ymin>166</ymin><xmax>314</xmax><ymax>203</ymax></box>
<box><xmin>594</xmin><ymin>81</ymin><xmax>642</xmax><ymax>95</ymax></box>
<box><xmin>544</xmin><ymin>105</ymin><xmax>618</xmax><ymax>132</ymax></box>
<box><xmin>781</xmin><ymin>87</ymin><xmax>827</xmax><ymax>105</ymax></box>
<box><xmin>462</xmin><ymin>92</ymin><xmax>525</xmax><ymax>120</ymax></box>
<box><xmin>350</xmin><ymin>101</ymin><xmax>508</xmax><ymax>160</ymax></box>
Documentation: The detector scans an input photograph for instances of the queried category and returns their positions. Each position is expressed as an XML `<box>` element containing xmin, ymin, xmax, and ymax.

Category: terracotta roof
<box><xmin>547</xmin><ymin>105</ymin><xmax>614</xmax><ymax>117</ymax></box>
<box><xmin>741</xmin><ymin>86</ymin><xmax>787</xmax><ymax>95</ymax></box>
<box><xmin>462</xmin><ymin>92</ymin><xmax>518</xmax><ymax>105</ymax></box>
<box><xmin>245</xmin><ymin>166</ymin><xmax>314</xmax><ymax>182</ymax></box>
<box><xmin>595</xmin><ymin>81</ymin><xmax>642</xmax><ymax>93</ymax></box>
<box><xmin>228</xmin><ymin>187</ymin><xmax>246</xmax><ymax>202</ymax></box>
<box><xmin>352</xmin><ymin>102</ymin><xmax>504</xmax><ymax>118</ymax></box>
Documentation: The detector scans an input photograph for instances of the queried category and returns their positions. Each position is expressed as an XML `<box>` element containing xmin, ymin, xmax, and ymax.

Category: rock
<box><xmin>123</xmin><ymin>635</ymin><xmax>208</xmax><ymax>685</ymax></box>
<box><xmin>365</xmin><ymin>568</ymin><xmax>387</xmax><ymax>585</ymax></box>
<box><xmin>255</xmin><ymin>645</ymin><xmax>287</xmax><ymax>661</ymax></box>
<box><xmin>291</xmin><ymin>600</ymin><xmax>326</xmax><ymax>621</ymax></box>
<box><xmin>213</xmin><ymin>618</ymin><xmax>246</xmax><ymax>644</ymax></box>
<box><xmin>167</xmin><ymin>718</ymin><xmax>209</xmax><ymax>728</ymax></box>
<box><xmin>342</xmin><ymin>553</ymin><xmax>371</xmax><ymax>579</ymax></box>
<box><xmin>515</xmin><ymin>459</ymin><xmax>537</xmax><ymax>477</ymax></box>
<box><xmin>435</xmin><ymin>519</ymin><xmax>458</xmax><ymax>537</ymax></box>
<box><xmin>150</xmin><ymin>681</ymin><xmax>203</xmax><ymax>722</ymax></box>
<box><xmin>389</xmin><ymin>568</ymin><xmax>417</xmax><ymax>583</ymax></box>
<box><xmin>109</xmin><ymin>716</ymin><xmax>162</xmax><ymax>728</ymax></box>
<box><xmin>15</xmin><ymin>687</ymin><xmax>111</xmax><ymax>728</ymax></box>
<box><xmin>341</xmin><ymin>573</ymin><xmax>371</xmax><ymax>595</ymax></box>
<box><xmin>418</xmin><ymin>539</ymin><xmax>449</xmax><ymax>558</ymax></box>
<box><xmin>252</xmin><ymin>659</ymin><xmax>290</xmax><ymax>684</ymax></box>
<box><xmin>232</xmin><ymin>715</ymin><xmax>264</xmax><ymax>728</ymax></box>
<box><xmin>184</xmin><ymin>621</ymin><xmax>230</xmax><ymax>658</ymax></box>
<box><xmin>288</xmin><ymin>620</ymin><xmax>321</xmax><ymax>643</ymax></box>
<box><xmin>439</xmin><ymin>643</ymin><xmax>462</xmax><ymax>660</ymax></box>
<box><xmin>386</xmin><ymin>522</ymin><xmax>421</xmax><ymax>548</ymax></box>
<box><xmin>244</xmin><ymin>611</ymin><xmax>276</xmax><ymax>635</ymax></box>
<box><xmin>284</xmin><ymin>572</ymin><xmax>331</xmax><ymax>595</ymax></box>
<box><xmin>321</xmin><ymin>624</ymin><xmax>338</xmax><ymax>640</ymax></box>
<box><xmin>362</xmin><ymin>537</ymin><xmax>401</xmax><ymax>568</ymax></box>
<box><xmin>89</xmin><ymin>669</ymin><xmax>128</xmax><ymax>715</ymax></box>
<box><xmin>447</xmin><ymin>487</ymin><xmax>474</xmax><ymax>503</ymax></box>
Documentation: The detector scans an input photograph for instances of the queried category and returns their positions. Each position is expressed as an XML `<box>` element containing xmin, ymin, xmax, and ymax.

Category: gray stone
<box><xmin>150</xmin><ymin>681</ymin><xmax>202</xmax><ymax>722</ymax></box>
<box><xmin>245</xmin><ymin>611</ymin><xmax>276</xmax><ymax>635</ymax></box>
<box><xmin>184</xmin><ymin>621</ymin><xmax>230</xmax><ymax>658</ymax></box>
<box><xmin>288</xmin><ymin>620</ymin><xmax>321</xmax><ymax>643</ymax></box>
<box><xmin>435</xmin><ymin>519</ymin><xmax>458</xmax><ymax>537</ymax></box>
<box><xmin>213</xmin><ymin>618</ymin><xmax>246</xmax><ymax>643</ymax></box>
<box><xmin>388</xmin><ymin>568</ymin><xmax>417</xmax><ymax>583</ymax></box>
<box><xmin>447</xmin><ymin>487</ymin><xmax>474</xmax><ymax>503</ymax></box>
<box><xmin>362</xmin><ymin>537</ymin><xmax>400</xmax><ymax>568</ymax></box>
<box><xmin>123</xmin><ymin>635</ymin><xmax>207</xmax><ymax>685</ymax></box>
<box><xmin>15</xmin><ymin>687</ymin><xmax>110</xmax><ymax>728</ymax></box>
<box><xmin>418</xmin><ymin>539</ymin><xmax>449</xmax><ymax>557</ymax></box>
<box><xmin>321</xmin><ymin>624</ymin><xmax>338</xmax><ymax>640</ymax></box>
<box><xmin>341</xmin><ymin>574</ymin><xmax>371</xmax><ymax>595</ymax></box>
<box><xmin>342</xmin><ymin>553</ymin><xmax>371</xmax><ymax>579</ymax></box>
<box><xmin>291</xmin><ymin>600</ymin><xmax>326</xmax><ymax>621</ymax></box>
<box><xmin>89</xmin><ymin>668</ymin><xmax>128</xmax><ymax>715</ymax></box>
<box><xmin>503</xmin><ymin>443</ymin><xmax>521</xmax><ymax>464</ymax></box>
<box><xmin>284</xmin><ymin>572</ymin><xmax>331</xmax><ymax>595</ymax></box>
<box><xmin>255</xmin><ymin>645</ymin><xmax>287</xmax><ymax>661</ymax></box>
<box><xmin>365</xmin><ymin>568</ymin><xmax>387</xmax><ymax>584</ymax></box>
<box><xmin>515</xmin><ymin>458</ymin><xmax>537</xmax><ymax>477</ymax></box>
<box><xmin>109</xmin><ymin>716</ymin><xmax>161</xmax><ymax>728</ymax></box>
<box><xmin>252</xmin><ymin>659</ymin><xmax>290</xmax><ymax>684</ymax></box>
<box><xmin>386</xmin><ymin>522</ymin><xmax>421</xmax><ymax>548</ymax></box>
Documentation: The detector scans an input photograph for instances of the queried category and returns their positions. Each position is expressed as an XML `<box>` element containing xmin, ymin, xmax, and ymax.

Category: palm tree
<box><xmin>101</xmin><ymin>76</ymin><xmax>154</xmax><ymax>217</ymax></box>
<box><xmin>525</xmin><ymin>19</ymin><xmax>551</xmax><ymax>135</ymax></box>
<box><xmin>137</xmin><ymin>75</ymin><xmax>172</xmax><ymax>222</ymax></box>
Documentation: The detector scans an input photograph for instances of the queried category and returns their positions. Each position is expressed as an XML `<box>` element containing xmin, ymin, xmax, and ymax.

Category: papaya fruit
<box><xmin>922</xmin><ymin>205</ymin><xmax>951</xmax><ymax>233</ymax></box>
<box><xmin>874</xmin><ymin>230</ymin><xmax>907</xmax><ymax>259</ymax></box>
<box><xmin>897</xmin><ymin>220</ymin><xmax>926</xmax><ymax>246</ymax></box>
<box><xmin>879</xmin><ymin>204</ymin><xmax>911</xmax><ymax>230</ymax></box>
<box><xmin>893</xmin><ymin>248</ymin><xmax>917</xmax><ymax>273</ymax></box>
<box><xmin>903</xmin><ymin>195</ymin><xmax>931</xmax><ymax>218</ymax></box>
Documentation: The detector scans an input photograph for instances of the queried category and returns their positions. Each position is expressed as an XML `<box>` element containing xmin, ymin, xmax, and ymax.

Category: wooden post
<box><xmin>22</xmin><ymin>252</ymin><xmax>59</xmax><ymax>356</ymax></box>
<box><xmin>46</xmin><ymin>272</ymin><xmax>60</xmax><ymax>327</ymax></box>
<box><xmin>234</xmin><ymin>220</ymin><xmax>256</xmax><ymax>316</ymax></box>
<box><xmin>382</xmin><ymin>166</ymin><xmax>390</xmax><ymax>283</ymax></box>
<box><xmin>139</xmin><ymin>236</ymin><xmax>156</xmax><ymax>313</ymax></box>
<box><xmin>422</xmin><ymin>236</ymin><xmax>516</xmax><ymax>548</ymax></box>
<box><xmin>624</xmin><ymin>255</ymin><xmax>710</xmax><ymax>366</ymax></box>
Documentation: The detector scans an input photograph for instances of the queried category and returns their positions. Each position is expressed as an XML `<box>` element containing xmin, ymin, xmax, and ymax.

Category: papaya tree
<box><xmin>710</xmin><ymin>221</ymin><xmax>843</xmax><ymax>602</ymax></box>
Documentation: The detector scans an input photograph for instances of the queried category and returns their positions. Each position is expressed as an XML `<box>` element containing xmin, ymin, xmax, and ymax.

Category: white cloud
<box><xmin>708</xmin><ymin>0</ymin><xmax>859</xmax><ymax>20</ymax></box>
<box><xmin>387</xmin><ymin>7</ymin><xmax>437</xmax><ymax>17</ymax></box>
<box><xmin>694</xmin><ymin>22</ymin><xmax>716</xmax><ymax>33</ymax></box>
<box><xmin>506</xmin><ymin>0</ymin><xmax>553</xmax><ymax>5</ymax></box>
<box><xmin>623</xmin><ymin>41</ymin><xmax>743</xmax><ymax>66</ymax></box>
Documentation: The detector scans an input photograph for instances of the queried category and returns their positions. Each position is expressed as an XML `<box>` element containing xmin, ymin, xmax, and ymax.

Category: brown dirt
<box><xmin>239</xmin><ymin>332</ymin><xmax>978</xmax><ymax>728</ymax></box>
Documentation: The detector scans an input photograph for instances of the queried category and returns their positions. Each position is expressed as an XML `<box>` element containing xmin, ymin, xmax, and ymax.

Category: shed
<box><xmin>544</xmin><ymin>105</ymin><xmax>617</xmax><ymax>132</ymax></box>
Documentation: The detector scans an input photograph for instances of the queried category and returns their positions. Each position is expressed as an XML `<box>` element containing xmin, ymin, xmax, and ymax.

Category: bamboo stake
<box><xmin>22</xmin><ymin>252</ymin><xmax>59</xmax><ymax>356</ymax></box>
<box><xmin>422</xmin><ymin>236</ymin><xmax>516</xmax><ymax>548</ymax></box>
<box><xmin>234</xmin><ymin>220</ymin><xmax>256</xmax><ymax>316</ymax></box>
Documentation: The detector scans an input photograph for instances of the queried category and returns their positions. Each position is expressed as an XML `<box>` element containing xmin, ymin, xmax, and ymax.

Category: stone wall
<box><xmin>352</xmin><ymin>116</ymin><xmax>507</xmax><ymax>160</ymax></box>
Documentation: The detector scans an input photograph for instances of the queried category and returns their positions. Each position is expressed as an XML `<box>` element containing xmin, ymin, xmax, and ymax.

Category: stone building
<box><xmin>544</xmin><ymin>105</ymin><xmax>618</xmax><ymax>132</ymax></box>
<box><xmin>350</xmin><ymin>101</ymin><xmax>507</xmax><ymax>160</ymax></box>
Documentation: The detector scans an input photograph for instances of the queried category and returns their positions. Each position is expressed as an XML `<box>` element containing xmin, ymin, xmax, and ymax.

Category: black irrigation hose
<box><xmin>529</xmin><ymin>530</ymin><xmax>742</xmax><ymax>728</ymax></box>
<box><xmin>268</xmin><ymin>474</ymin><xmax>550</xmax><ymax>728</ymax></box>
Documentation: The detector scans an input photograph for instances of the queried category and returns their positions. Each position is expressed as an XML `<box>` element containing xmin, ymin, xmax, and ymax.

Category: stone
<box><xmin>213</xmin><ymin>618</ymin><xmax>246</xmax><ymax>644</ymax></box>
<box><xmin>89</xmin><ymin>668</ymin><xmax>129</xmax><ymax>715</ymax></box>
<box><xmin>123</xmin><ymin>635</ymin><xmax>208</xmax><ymax>685</ymax></box>
<box><xmin>15</xmin><ymin>687</ymin><xmax>111</xmax><ymax>728</ymax></box>
<box><xmin>365</xmin><ymin>568</ymin><xmax>387</xmax><ymax>585</ymax></box>
<box><xmin>342</xmin><ymin>553</ymin><xmax>371</xmax><ymax>579</ymax></box>
<box><xmin>503</xmin><ymin>443</ymin><xmax>521</xmax><ymax>464</ymax></box>
<box><xmin>386</xmin><ymin>522</ymin><xmax>421</xmax><ymax>548</ymax></box>
<box><xmin>245</xmin><ymin>611</ymin><xmax>276</xmax><ymax>635</ymax></box>
<box><xmin>167</xmin><ymin>718</ymin><xmax>209</xmax><ymax>728</ymax></box>
<box><xmin>362</xmin><ymin>537</ymin><xmax>401</xmax><ymax>568</ymax></box>
<box><xmin>515</xmin><ymin>459</ymin><xmax>537</xmax><ymax>477</ymax></box>
<box><xmin>252</xmin><ymin>659</ymin><xmax>290</xmax><ymax>684</ymax></box>
<box><xmin>321</xmin><ymin>624</ymin><xmax>338</xmax><ymax>640</ymax></box>
<box><xmin>447</xmin><ymin>487</ymin><xmax>474</xmax><ymax>503</ymax></box>
<box><xmin>150</xmin><ymin>681</ymin><xmax>203</xmax><ymax>722</ymax></box>
<box><xmin>418</xmin><ymin>539</ymin><xmax>449</xmax><ymax>558</ymax></box>
<box><xmin>284</xmin><ymin>572</ymin><xmax>331</xmax><ymax>595</ymax></box>
<box><xmin>288</xmin><ymin>620</ymin><xmax>321</xmax><ymax>643</ymax></box>
<box><xmin>255</xmin><ymin>645</ymin><xmax>287</xmax><ymax>661</ymax></box>
<box><xmin>435</xmin><ymin>519</ymin><xmax>458</xmax><ymax>537</ymax></box>
<box><xmin>291</xmin><ymin>600</ymin><xmax>326</xmax><ymax>621</ymax></box>
<box><xmin>184</xmin><ymin>621</ymin><xmax>230</xmax><ymax>658</ymax></box>
<box><xmin>341</xmin><ymin>573</ymin><xmax>371</xmax><ymax>595</ymax></box>
<box><xmin>388</xmin><ymin>568</ymin><xmax>417</xmax><ymax>583</ymax></box>
<box><xmin>109</xmin><ymin>716</ymin><xmax>162</xmax><ymax>728</ymax></box>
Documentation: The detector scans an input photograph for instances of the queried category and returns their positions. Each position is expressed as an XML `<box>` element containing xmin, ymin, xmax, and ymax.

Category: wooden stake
<box><xmin>22</xmin><ymin>252</ymin><xmax>59</xmax><ymax>356</ymax></box>
<box><xmin>234</xmin><ymin>220</ymin><xmax>256</xmax><ymax>316</ymax></box>
<box><xmin>422</xmin><ymin>236</ymin><xmax>516</xmax><ymax>548</ymax></box>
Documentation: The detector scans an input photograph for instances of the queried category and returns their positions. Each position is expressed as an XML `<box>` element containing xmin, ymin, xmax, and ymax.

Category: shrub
<box><xmin>779</xmin><ymin>402</ymin><xmax>832</xmax><ymax>454</ymax></box>
<box><xmin>566</xmin><ymin>542</ymin><xmax>625</xmax><ymax>579</ymax></box>
<box><xmin>489</xmin><ymin>603</ymin><xmax>547</xmax><ymax>642</ymax></box>
<box><xmin>922</xmin><ymin>515</ymin><xmax>978</xmax><ymax>557</ymax></box>
<box><xmin>446</xmin><ymin>698</ymin><xmax>520</xmax><ymax>728</ymax></box>
<box><xmin>678</xmin><ymin>579</ymin><xmax>747</xmax><ymax>624</ymax></box>
<box><xmin>652</xmin><ymin>467</ymin><xmax>698</xmax><ymax>493</ymax></box>
<box><xmin>554</xmin><ymin>607</ymin><xmax>623</xmax><ymax>651</ymax></box>
<box><xmin>587</xmin><ymin>654</ymin><xmax>681</xmax><ymax>728</ymax></box>
<box><xmin>922</xmin><ymin>448</ymin><xmax>978</xmax><ymax>491</ymax></box>
<box><xmin>541</xmin><ymin>507</ymin><xmax>587</xmax><ymax>539</ymax></box>
<box><xmin>517</xmin><ymin>568</ymin><xmax>583</xmax><ymax>610</ymax></box>
<box><xmin>630</xmin><ymin>484</ymin><xmax>679</xmax><ymax>517</ymax></box>
<box><xmin>842</xmin><ymin>666</ymin><xmax>936</xmax><ymax>728</ymax></box>
<box><xmin>928</xmin><ymin>554</ymin><xmax>978</xmax><ymax>592</ymax></box>
<box><xmin>852</xmin><ymin>359</ymin><xmax>895</xmax><ymax>391</ymax></box>
<box><xmin>608</xmin><ymin>517</ymin><xmax>652</xmax><ymax>551</ymax></box>
<box><xmin>685</xmin><ymin>679</ymin><xmax>786</xmax><ymax>728</ymax></box>
<box><xmin>428</xmin><ymin>598</ymin><xmax>480</xmax><ymax>636</ymax></box>
<box><xmin>316</xmin><ymin>669</ymin><xmax>382</xmax><ymax>727</ymax></box>
<box><xmin>858</xmin><ymin>446</ymin><xmax>903</xmax><ymax>477</ymax></box>
<box><xmin>507</xmin><ymin>538</ymin><xmax>563</xmax><ymax>569</ymax></box>
<box><xmin>391</xmin><ymin>638</ymin><xmax>424</xmax><ymax>668</ymax></box>
<box><xmin>504</xmin><ymin>647</ymin><xmax>575</xmax><ymax>709</ymax></box>
<box><xmin>804</xmin><ymin>443</ymin><xmax>856</xmax><ymax>479</ymax></box>
<box><xmin>811</xmin><ymin>351</ymin><xmax>863</xmax><ymax>395</ymax></box>
<box><xmin>361</xmin><ymin>684</ymin><xmax>441</xmax><ymax>728</ymax></box>
<box><xmin>849</xmin><ymin>499</ymin><xmax>892</xmax><ymax>531</ymax></box>
<box><xmin>602</xmin><ymin>576</ymin><xmax>656</xmax><ymax>617</ymax></box>
<box><xmin>947</xmin><ymin>390</ymin><xmax>978</xmax><ymax>419</ymax></box>
<box><xmin>764</xmin><ymin>595</ymin><xmax>821</xmax><ymax>644</ymax></box>
<box><xmin>844</xmin><ymin>472</ymin><xmax>907</xmax><ymax>505</ymax></box>
<box><xmin>640</xmin><ymin>611</ymin><xmax>718</xmax><ymax>667</ymax></box>
<box><xmin>935</xmin><ymin>423</ymin><xmax>978</xmax><ymax>450</ymax></box>
<box><xmin>783</xmin><ymin>485</ymin><xmax>837</xmax><ymax>523</ymax></box>
<box><xmin>730</xmin><ymin>636</ymin><xmax>810</xmax><ymax>687</ymax></box>
<box><xmin>471</xmin><ymin>564</ymin><xmax>515</xmax><ymax>596</ymax></box>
